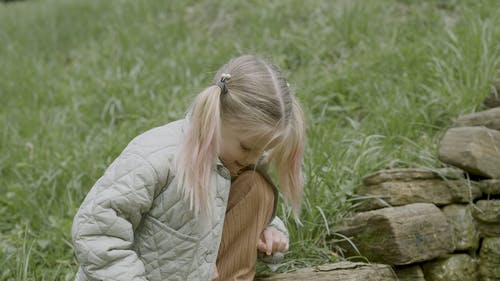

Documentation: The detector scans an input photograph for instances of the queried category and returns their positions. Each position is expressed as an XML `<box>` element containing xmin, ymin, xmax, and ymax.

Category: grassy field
<box><xmin>1</xmin><ymin>0</ymin><xmax>499</xmax><ymax>279</ymax></box>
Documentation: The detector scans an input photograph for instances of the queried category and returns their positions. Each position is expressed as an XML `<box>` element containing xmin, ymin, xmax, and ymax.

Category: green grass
<box><xmin>1</xmin><ymin>0</ymin><xmax>499</xmax><ymax>279</ymax></box>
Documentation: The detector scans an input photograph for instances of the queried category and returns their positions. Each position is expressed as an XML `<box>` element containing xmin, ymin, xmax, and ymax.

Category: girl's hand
<box><xmin>257</xmin><ymin>227</ymin><xmax>289</xmax><ymax>255</ymax></box>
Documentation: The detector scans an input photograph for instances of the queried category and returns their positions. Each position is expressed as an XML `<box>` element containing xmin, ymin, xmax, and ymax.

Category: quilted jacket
<box><xmin>71</xmin><ymin>119</ymin><xmax>286</xmax><ymax>281</ymax></box>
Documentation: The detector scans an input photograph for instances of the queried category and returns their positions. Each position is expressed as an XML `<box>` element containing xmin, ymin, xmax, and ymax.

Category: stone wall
<box><xmin>333</xmin><ymin>106</ymin><xmax>500</xmax><ymax>281</ymax></box>
<box><xmin>258</xmin><ymin>88</ymin><xmax>500</xmax><ymax>280</ymax></box>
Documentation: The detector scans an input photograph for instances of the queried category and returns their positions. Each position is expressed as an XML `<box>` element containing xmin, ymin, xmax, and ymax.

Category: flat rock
<box><xmin>334</xmin><ymin>203</ymin><xmax>454</xmax><ymax>265</ymax></box>
<box><xmin>477</xmin><ymin>179</ymin><xmax>500</xmax><ymax>195</ymax></box>
<box><xmin>472</xmin><ymin>200</ymin><xmax>500</xmax><ymax>237</ymax></box>
<box><xmin>362</xmin><ymin>167</ymin><xmax>464</xmax><ymax>186</ymax></box>
<box><xmin>475</xmin><ymin>221</ymin><xmax>500</xmax><ymax>238</ymax></box>
<box><xmin>441</xmin><ymin>204</ymin><xmax>479</xmax><ymax>251</ymax></box>
<box><xmin>422</xmin><ymin>254</ymin><xmax>478</xmax><ymax>281</ymax></box>
<box><xmin>354</xmin><ymin>179</ymin><xmax>481</xmax><ymax>211</ymax></box>
<box><xmin>479</xmin><ymin>237</ymin><xmax>500</xmax><ymax>281</ymax></box>
<box><xmin>472</xmin><ymin>200</ymin><xmax>500</xmax><ymax>223</ymax></box>
<box><xmin>255</xmin><ymin>262</ymin><xmax>397</xmax><ymax>281</ymax></box>
<box><xmin>453</xmin><ymin>107</ymin><xmax>500</xmax><ymax>130</ymax></box>
<box><xmin>439</xmin><ymin>126</ymin><xmax>500</xmax><ymax>179</ymax></box>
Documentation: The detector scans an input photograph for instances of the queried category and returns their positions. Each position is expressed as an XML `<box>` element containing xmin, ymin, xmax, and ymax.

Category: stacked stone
<box><xmin>258</xmin><ymin>88</ymin><xmax>500</xmax><ymax>281</ymax></box>
<box><xmin>439</xmin><ymin>107</ymin><xmax>500</xmax><ymax>281</ymax></box>
<box><xmin>255</xmin><ymin>262</ymin><xmax>399</xmax><ymax>281</ymax></box>
<box><xmin>333</xmin><ymin>168</ymin><xmax>480</xmax><ymax>281</ymax></box>
<box><xmin>332</xmin><ymin>107</ymin><xmax>500</xmax><ymax>281</ymax></box>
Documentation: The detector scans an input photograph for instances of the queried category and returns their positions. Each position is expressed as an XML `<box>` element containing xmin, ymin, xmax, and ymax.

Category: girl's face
<box><xmin>219</xmin><ymin>122</ymin><xmax>273</xmax><ymax>177</ymax></box>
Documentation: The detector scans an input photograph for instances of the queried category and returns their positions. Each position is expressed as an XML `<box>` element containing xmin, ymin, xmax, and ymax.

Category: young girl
<box><xmin>71</xmin><ymin>55</ymin><xmax>306</xmax><ymax>281</ymax></box>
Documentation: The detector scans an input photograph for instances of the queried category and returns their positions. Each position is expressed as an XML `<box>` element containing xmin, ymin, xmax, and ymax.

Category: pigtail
<box><xmin>176</xmin><ymin>85</ymin><xmax>223</xmax><ymax>216</ymax></box>
<box><xmin>272</xmin><ymin>97</ymin><xmax>306</xmax><ymax>221</ymax></box>
<box><xmin>177</xmin><ymin>55</ymin><xmax>306</xmax><ymax>221</ymax></box>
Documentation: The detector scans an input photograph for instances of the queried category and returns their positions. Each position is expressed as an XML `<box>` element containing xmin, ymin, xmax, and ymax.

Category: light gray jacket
<box><xmin>71</xmin><ymin>119</ymin><xmax>286</xmax><ymax>281</ymax></box>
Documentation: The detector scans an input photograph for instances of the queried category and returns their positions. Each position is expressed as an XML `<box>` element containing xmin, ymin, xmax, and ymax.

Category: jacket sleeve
<box><xmin>267</xmin><ymin>216</ymin><xmax>289</xmax><ymax>238</ymax></box>
<box><xmin>72</xmin><ymin>152</ymin><xmax>163</xmax><ymax>281</ymax></box>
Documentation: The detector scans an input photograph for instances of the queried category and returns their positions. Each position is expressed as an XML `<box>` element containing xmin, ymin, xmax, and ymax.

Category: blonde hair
<box><xmin>176</xmin><ymin>55</ymin><xmax>305</xmax><ymax>219</ymax></box>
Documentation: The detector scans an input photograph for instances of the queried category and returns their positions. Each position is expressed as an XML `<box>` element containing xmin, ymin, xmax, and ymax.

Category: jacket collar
<box><xmin>215</xmin><ymin>158</ymin><xmax>231</xmax><ymax>180</ymax></box>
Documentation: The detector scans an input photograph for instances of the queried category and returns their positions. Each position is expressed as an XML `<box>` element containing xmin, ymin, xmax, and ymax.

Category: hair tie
<box><xmin>217</xmin><ymin>73</ymin><xmax>231</xmax><ymax>95</ymax></box>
